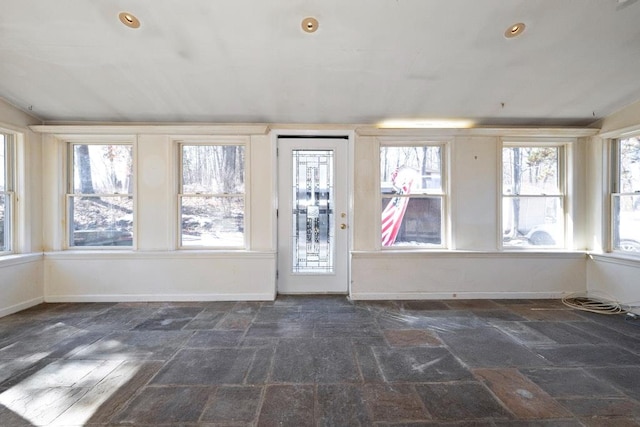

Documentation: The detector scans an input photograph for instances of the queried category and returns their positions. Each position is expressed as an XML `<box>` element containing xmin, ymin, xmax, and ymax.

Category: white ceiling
<box><xmin>1</xmin><ymin>0</ymin><xmax>640</xmax><ymax>126</ymax></box>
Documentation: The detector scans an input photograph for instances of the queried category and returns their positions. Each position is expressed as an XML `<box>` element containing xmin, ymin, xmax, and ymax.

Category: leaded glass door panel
<box><xmin>277</xmin><ymin>138</ymin><xmax>349</xmax><ymax>294</ymax></box>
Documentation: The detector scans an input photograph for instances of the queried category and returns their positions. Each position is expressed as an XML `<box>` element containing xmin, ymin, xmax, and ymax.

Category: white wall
<box><xmin>40</xmin><ymin>127</ymin><xmax>276</xmax><ymax>302</ymax></box>
<box><xmin>2</xmin><ymin>113</ymin><xmax>620</xmax><ymax>310</ymax></box>
<box><xmin>351</xmin><ymin>128</ymin><xmax>593</xmax><ymax>300</ymax></box>
<box><xmin>0</xmin><ymin>98</ymin><xmax>44</xmax><ymax>316</ymax></box>
<box><xmin>586</xmin><ymin>101</ymin><xmax>640</xmax><ymax>310</ymax></box>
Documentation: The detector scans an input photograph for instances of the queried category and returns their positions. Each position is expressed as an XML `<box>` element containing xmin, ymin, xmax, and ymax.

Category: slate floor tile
<box><xmin>509</xmin><ymin>307</ymin><xmax>586</xmax><ymax>322</ymax></box>
<box><xmin>70</xmin><ymin>330</ymin><xmax>192</xmax><ymax>361</ymax></box>
<box><xmin>383</xmin><ymin>329</ymin><xmax>442</xmax><ymax>347</ymax></box>
<box><xmin>151</xmin><ymin>348</ymin><xmax>257</xmax><ymax>385</ymax></box>
<box><xmin>215</xmin><ymin>312</ymin><xmax>256</xmax><ymax>330</ymax></box>
<box><xmin>82</xmin><ymin>361</ymin><xmax>164</xmax><ymax>424</ymax></box>
<box><xmin>182</xmin><ymin>310</ymin><xmax>226</xmax><ymax>330</ymax></box>
<box><xmin>568</xmin><ymin>321</ymin><xmax>640</xmax><ymax>353</ymax></box>
<box><xmin>246</xmin><ymin>322</ymin><xmax>312</xmax><ymax>338</ymax></box>
<box><xmin>493</xmin><ymin>420</ymin><xmax>583</xmax><ymax>427</ymax></box>
<box><xmin>257</xmin><ymin>385</ymin><xmax>314</xmax><ymax>427</ymax></box>
<box><xmin>491</xmin><ymin>321</ymin><xmax>557</xmax><ymax>346</ymax></box>
<box><xmin>534</xmin><ymin>345</ymin><xmax>640</xmax><ymax>367</ymax></box>
<box><xmin>415</xmin><ymin>382</ymin><xmax>512</xmax><ymax>421</ymax></box>
<box><xmin>524</xmin><ymin>321</ymin><xmax>601</xmax><ymax>345</ymax></box>
<box><xmin>354</xmin><ymin>345</ymin><xmax>385</xmax><ymax>383</ymax></box>
<box><xmin>558</xmin><ymin>397</ymin><xmax>640</xmax><ymax>418</ymax></box>
<box><xmin>372</xmin><ymin>346</ymin><xmax>473</xmax><ymax>382</ymax></box>
<box><xmin>316</xmin><ymin>384</ymin><xmax>372</xmax><ymax>426</ymax></box>
<box><xmin>470</xmin><ymin>309</ymin><xmax>528</xmax><ymax>322</ymax></box>
<box><xmin>520</xmin><ymin>368</ymin><xmax>622</xmax><ymax>398</ymax></box>
<box><xmin>378</xmin><ymin>310</ymin><xmax>487</xmax><ymax>332</ymax></box>
<box><xmin>444</xmin><ymin>299</ymin><xmax>502</xmax><ymax>310</ymax></box>
<box><xmin>2</xmin><ymin>297</ymin><xmax>640</xmax><ymax>426</ymax></box>
<box><xmin>587</xmin><ymin>366</ymin><xmax>640</xmax><ymax>400</ymax></box>
<box><xmin>200</xmin><ymin>385</ymin><xmax>262</xmax><ymax>423</ymax></box>
<box><xmin>113</xmin><ymin>386</ymin><xmax>211</xmax><ymax>424</ymax></box>
<box><xmin>363</xmin><ymin>384</ymin><xmax>430</xmax><ymax>422</ymax></box>
<box><xmin>131</xmin><ymin>307</ymin><xmax>204</xmax><ymax>331</ymax></box>
<box><xmin>185</xmin><ymin>330</ymin><xmax>244</xmax><ymax>347</ymax></box>
<box><xmin>271</xmin><ymin>338</ymin><xmax>360</xmax><ymax>383</ymax></box>
<box><xmin>401</xmin><ymin>300</ymin><xmax>451</xmax><ymax>311</ymax></box>
<box><xmin>438</xmin><ymin>327</ymin><xmax>549</xmax><ymax>368</ymax></box>
<box><xmin>473</xmin><ymin>368</ymin><xmax>573</xmax><ymax>419</ymax></box>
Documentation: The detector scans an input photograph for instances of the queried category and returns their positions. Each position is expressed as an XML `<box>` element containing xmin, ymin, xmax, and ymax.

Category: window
<box><xmin>68</xmin><ymin>143</ymin><xmax>133</xmax><ymax>247</ymax></box>
<box><xmin>1</xmin><ymin>133</ymin><xmax>14</xmax><ymax>253</ymax></box>
<box><xmin>380</xmin><ymin>144</ymin><xmax>445</xmax><ymax>247</ymax></box>
<box><xmin>502</xmin><ymin>145</ymin><xmax>565</xmax><ymax>249</ymax></box>
<box><xmin>611</xmin><ymin>136</ymin><xmax>640</xmax><ymax>253</ymax></box>
<box><xmin>179</xmin><ymin>143</ymin><xmax>245</xmax><ymax>248</ymax></box>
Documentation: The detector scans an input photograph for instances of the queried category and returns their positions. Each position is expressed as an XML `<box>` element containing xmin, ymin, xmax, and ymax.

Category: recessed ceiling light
<box><xmin>301</xmin><ymin>17</ymin><xmax>319</xmax><ymax>33</ymax></box>
<box><xmin>119</xmin><ymin>12</ymin><xmax>140</xmax><ymax>29</ymax></box>
<box><xmin>377</xmin><ymin>119</ymin><xmax>475</xmax><ymax>129</ymax></box>
<box><xmin>504</xmin><ymin>22</ymin><xmax>525</xmax><ymax>38</ymax></box>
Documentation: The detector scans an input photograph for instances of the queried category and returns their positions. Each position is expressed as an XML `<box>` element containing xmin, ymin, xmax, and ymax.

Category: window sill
<box><xmin>588</xmin><ymin>252</ymin><xmax>640</xmax><ymax>268</ymax></box>
<box><xmin>0</xmin><ymin>253</ymin><xmax>43</xmax><ymax>268</ymax></box>
<box><xmin>44</xmin><ymin>250</ymin><xmax>275</xmax><ymax>260</ymax></box>
<box><xmin>352</xmin><ymin>250</ymin><xmax>586</xmax><ymax>259</ymax></box>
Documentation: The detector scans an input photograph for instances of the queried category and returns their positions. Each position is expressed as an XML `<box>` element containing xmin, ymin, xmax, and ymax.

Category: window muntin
<box><xmin>612</xmin><ymin>136</ymin><xmax>640</xmax><ymax>254</ymax></box>
<box><xmin>502</xmin><ymin>145</ymin><xmax>565</xmax><ymax>249</ymax></box>
<box><xmin>68</xmin><ymin>143</ymin><xmax>133</xmax><ymax>247</ymax></box>
<box><xmin>179</xmin><ymin>144</ymin><xmax>245</xmax><ymax>248</ymax></box>
<box><xmin>380</xmin><ymin>145</ymin><xmax>444</xmax><ymax>247</ymax></box>
<box><xmin>1</xmin><ymin>133</ymin><xmax>14</xmax><ymax>253</ymax></box>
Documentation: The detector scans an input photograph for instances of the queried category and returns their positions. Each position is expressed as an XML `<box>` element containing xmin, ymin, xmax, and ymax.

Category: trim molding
<box><xmin>44</xmin><ymin>250</ymin><xmax>276</xmax><ymax>261</ymax></box>
<box><xmin>588</xmin><ymin>253</ymin><xmax>640</xmax><ymax>268</ymax></box>
<box><xmin>0</xmin><ymin>297</ymin><xmax>44</xmax><ymax>318</ymax></box>
<box><xmin>355</xmin><ymin>127</ymin><xmax>599</xmax><ymax>138</ymax></box>
<box><xmin>350</xmin><ymin>291</ymin><xmax>571</xmax><ymax>300</ymax></box>
<box><xmin>31</xmin><ymin>124</ymin><xmax>270</xmax><ymax>135</ymax></box>
<box><xmin>44</xmin><ymin>293</ymin><xmax>276</xmax><ymax>303</ymax></box>
<box><xmin>0</xmin><ymin>253</ymin><xmax>43</xmax><ymax>268</ymax></box>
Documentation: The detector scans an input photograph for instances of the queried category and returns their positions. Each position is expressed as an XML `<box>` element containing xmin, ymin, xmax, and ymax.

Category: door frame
<box><xmin>271</xmin><ymin>129</ymin><xmax>354</xmax><ymax>295</ymax></box>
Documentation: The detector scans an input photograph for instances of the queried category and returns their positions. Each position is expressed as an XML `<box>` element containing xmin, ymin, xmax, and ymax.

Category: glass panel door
<box><xmin>278</xmin><ymin>138</ymin><xmax>348</xmax><ymax>294</ymax></box>
<box><xmin>291</xmin><ymin>150</ymin><xmax>334</xmax><ymax>273</ymax></box>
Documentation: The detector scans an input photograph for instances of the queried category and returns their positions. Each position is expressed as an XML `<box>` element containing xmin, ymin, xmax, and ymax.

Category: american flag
<box><xmin>381</xmin><ymin>167</ymin><xmax>419</xmax><ymax>246</ymax></box>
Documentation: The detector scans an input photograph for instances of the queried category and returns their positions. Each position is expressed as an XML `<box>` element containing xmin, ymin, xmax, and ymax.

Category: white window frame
<box><xmin>177</xmin><ymin>139</ymin><xmax>248</xmax><ymax>249</ymax></box>
<box><xmin>501</xmin><ymin>140</ymin><xmax>568</xmax><ymax>250</ymax></box>
<box><xmin>1</xmin><ymin>132</ymin><xmax>15</xmax><ymax>254</ymax></box>
<box><xmin>610</xmin><ymin>134</ymin><xmax>640</xmax><ymax>255</ymax></box>
<box><xmin>378</xmin><ymin>140</ymin><xmax>448</xmax><ymax>250</ymax></box>
<box><xmin>66</xmin><ymin>139</ymin><xmax>135</xmax><ymax>249</ymax></box>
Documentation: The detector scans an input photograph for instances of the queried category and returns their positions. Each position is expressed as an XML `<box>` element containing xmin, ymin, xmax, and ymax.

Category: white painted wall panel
<box><xmin>351</xmin><ymin>252</ymin><xmax>585</xmax><ymax>299</ymax></box>
<box><xmin>0</xmin><ymin>255</ymin><xmax>43</xmax><ymax>316</ymax></box>
<box><xmin>587</xmin><ymin>256</ymin><xmax>640</xmax><ymax>312</ymax></box>
<box><xmin>44</xmin><ymin>252</ymin><xmax>275</xmax><ymax>302</ymax></box>
<box><xmin>451</xmin><ymin>137</ymin><xmax>498</xmax><ymax>250</ymax></box>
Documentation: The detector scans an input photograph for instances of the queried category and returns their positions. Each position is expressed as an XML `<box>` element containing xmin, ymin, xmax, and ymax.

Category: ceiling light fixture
<box><xmin>504</xmin><ymin>22</ymin><xmax>525</xmax><ymax>38</ymax></box>
<box><xmin>119</xmin><ymin>12</ymin><xmax>140</xmax><ymax>29</ymax></box>
<box><xmin>301</xmin><ymin>17</ymin><xmax>319</xmax><ymax>33</ymax></box>
<box><xmin>377</xmin><ymin>119</ymin><xmax>475</xmax><ymax>129</ymax></box>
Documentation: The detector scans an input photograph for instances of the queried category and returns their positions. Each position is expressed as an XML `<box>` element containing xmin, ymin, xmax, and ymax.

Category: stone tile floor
<box><xmin>0</xmin><ymin>296</ymin><xmax>639</xmax><ymax>426</ymax></box>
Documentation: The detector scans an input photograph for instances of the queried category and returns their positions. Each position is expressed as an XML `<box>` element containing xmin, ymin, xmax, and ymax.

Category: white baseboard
<box><xmin>349</xmin><ymin>291</ymin><xmax>570</xmax><ymax>300</ymax></box>
<box><xmin>0</xmin><ymin>297</ymin><xmax>44</xmax><ymax>318</ymax></box>
<box><xmin>44</xmin><ymin>293</ymin><xmax>276</xmax><ymax>303</ymax></box>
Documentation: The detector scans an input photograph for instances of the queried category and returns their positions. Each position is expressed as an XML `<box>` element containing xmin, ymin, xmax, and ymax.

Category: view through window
<box><xmin>0</xmin><ymin>133</ymin><xmax>12</xmax><ymax>252</ymax></box>
<box><xmin>380</xmin><ymin>145</ymin><xmax>444</xmax><ymax>247</ymax></box>
<box><xmin>179</xmin><ymin>144</ymin><xmax>245</xmax><ymax>248</ymax></box>
<box><xmin>68</xmin><ymin>144</ymin><xmax>133</xmax><ymax>247</ymax></box>
<box><xmin>502</xmin><ymin>145</ymin><xmax>564</xmax><ymax>249</ymax></box>
<box><xmin>612</xmin><ymin>136</ymin><xmax>640</xmax><ymax>253</ymax></box>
